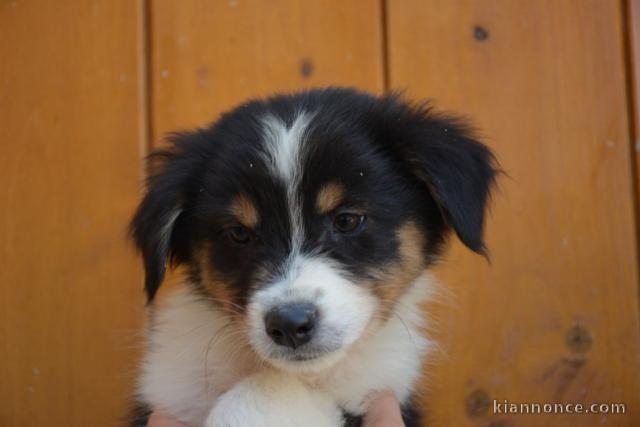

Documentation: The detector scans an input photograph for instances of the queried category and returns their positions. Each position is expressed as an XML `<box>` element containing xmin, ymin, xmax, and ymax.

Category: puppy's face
<box><xmin>132</xmin><ymin>88</ymin><xmax>496</xmax><ymax>372</ymax></box>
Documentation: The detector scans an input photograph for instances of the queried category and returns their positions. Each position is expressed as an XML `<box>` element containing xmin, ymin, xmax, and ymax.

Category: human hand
<box><xmin>363</xmin><ymin>391</ymin><xmax>405</xmax><ymax>427</ymax></box>
<box><xmin>147</xmin><ymin>410</ymin><xmax>186</xmax><ymax>427</ymax></box>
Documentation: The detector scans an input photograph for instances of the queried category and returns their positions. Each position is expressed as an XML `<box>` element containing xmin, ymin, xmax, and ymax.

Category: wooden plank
<box><xmin>0</xmin><ymin>1</ymin><xmax>146</xmax><ymax>426</ymax></box>
<box><xmin>149</xmin><ymin>0</ymin><xmax>384</xmax><ymax>142</ymax></box>
<box><xmin>387</xmin><ymin>1</ymin><xmax>640</xmax><ymax>426</ymax></box>
<box><xmin>627</xmin><ymin>0</ymin><xmax>640</xmax><ymax>266</ymax></box>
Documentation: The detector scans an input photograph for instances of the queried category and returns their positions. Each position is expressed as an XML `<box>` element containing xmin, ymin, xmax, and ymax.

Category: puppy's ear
<box><xmin>379</xmin><ymin>97</ymin><xmax>498</xmax><ymax>254</ymax></box>
<box><xmin>130</xmin><ymin>132</ymin><xmax>207</xmax><ymax>302</ymax></box>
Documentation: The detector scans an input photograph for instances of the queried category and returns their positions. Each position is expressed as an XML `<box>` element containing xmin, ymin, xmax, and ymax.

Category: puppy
<box><xmin>130</xmin><ymin>87</ymin><xmax>497</xmax><ymax>426</ymax></box>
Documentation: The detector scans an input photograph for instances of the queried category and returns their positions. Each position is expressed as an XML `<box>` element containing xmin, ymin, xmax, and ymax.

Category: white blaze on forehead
<box><xmin>261</xmin><ymin>112</ymin><xmax>314</xmax><ymax>250</ymax></box>
<box><xmin>261</xmin><ymin>112</ymin><xmax>313</xmax><ymax>183</ymax></box>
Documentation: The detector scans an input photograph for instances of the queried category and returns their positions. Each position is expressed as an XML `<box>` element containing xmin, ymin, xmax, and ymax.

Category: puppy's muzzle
<box><xmin>264</xmin><ymin>303</ymin><xmax>318</xmax><ymax>349</ymax></box>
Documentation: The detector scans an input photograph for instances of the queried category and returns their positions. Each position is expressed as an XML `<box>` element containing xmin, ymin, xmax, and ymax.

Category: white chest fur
<box><xmin>138</xmin><ymin>275</ymin><xmax>434</xmax><ymax>426</ymax></box>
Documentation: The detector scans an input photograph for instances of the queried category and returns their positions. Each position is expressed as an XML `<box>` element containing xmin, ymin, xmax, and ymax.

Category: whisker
<box><xmin>391</xmin><ymin>309</ymin><xmax>419</xmax><ymax>354</ymax></box>
<box><xmin>203</xmin><ymin>321</ymin><xmax>235</xmax><ymax>393</ymax></box>
<box><xmin>197</xmin><ymin>296</ymin><xmax>246</xmax><ymax>315</ymax></box>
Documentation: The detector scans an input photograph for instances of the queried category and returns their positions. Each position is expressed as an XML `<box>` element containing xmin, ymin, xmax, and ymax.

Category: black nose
<box><xmin>265</xmin><ymin>303</ymin><xmax>318</xmax><ymax>349</ymax></box>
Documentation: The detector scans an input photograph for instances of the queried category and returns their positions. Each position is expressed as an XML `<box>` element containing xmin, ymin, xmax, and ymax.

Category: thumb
<box><xmin>363</xmin><ymin>391</ymin><xmax>405</xmax><ymax>427</ymax></box>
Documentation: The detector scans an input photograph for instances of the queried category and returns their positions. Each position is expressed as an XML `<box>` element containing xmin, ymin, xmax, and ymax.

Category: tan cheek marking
<box><xmin>316</xmin><ymin>182</ymin><xmax>345</xmax><ymax>214</ymax></box>
<box><xmin>193</xmin><ymin>246</ymin><xmax>258</xmax><ymax>366</ymax></box>
<box><xmin>196</xmin><ymin>245</ymin><xmax>241</xmax><ymax>315</ymax></box>
<box><xmin>370</xmin><ymin>222</ymin><xmax>426</xmax><ymax>318</ymax></box>
<box><xmin>231</xmin><ymin>194</ymin><xmax>259</xmax><ymax>228</ymax></box>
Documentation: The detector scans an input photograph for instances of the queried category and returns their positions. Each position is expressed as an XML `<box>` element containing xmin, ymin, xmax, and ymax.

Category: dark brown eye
<box><xmin>227</xmin><ymin>225</ymin><xmax>251</xmax><ymax>244</ymax></box>
<box><xmin>333</xmin><ymin>213</ymin><xmax>364</xmax><ymax>233</ymax></box>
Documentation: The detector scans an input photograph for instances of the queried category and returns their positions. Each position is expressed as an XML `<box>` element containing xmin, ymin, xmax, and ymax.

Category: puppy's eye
<box><xmin>227</xmin><ymin>225</ymin><xmax>251</xmax><ymax>244</ymax></box>
<box><xmin>333</xmin><ymin>213</ymin><xmax>365</xmax><ymax>233</ymax></box>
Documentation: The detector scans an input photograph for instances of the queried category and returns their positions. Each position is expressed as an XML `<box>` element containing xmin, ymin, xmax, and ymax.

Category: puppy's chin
<box><xmin>265</xmin><ymin>348</ymin><xmax>348</xmax><ymax>374</ymax></box>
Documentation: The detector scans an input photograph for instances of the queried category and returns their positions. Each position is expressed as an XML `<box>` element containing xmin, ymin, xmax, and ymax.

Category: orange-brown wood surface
<box><xmin>628</xmin><ymin>0</ymin><xmax>640</xmax><ymax>252</ymax></box>
<box><xmin>387</xmin><ymin>1</ymin><xmax>640</xmax><ymax>426</ymax></box>
<box><xmin>149</xmin><ymin>0</ymin><xmax>384</xmax><ymax>143</ymax></box>
<box><xmin>0</xmin><ymin>1</ymin><xmax>146</xmax><ymax>426</ymax></box>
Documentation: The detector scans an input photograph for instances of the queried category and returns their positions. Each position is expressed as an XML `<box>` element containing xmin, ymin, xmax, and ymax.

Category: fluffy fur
<box><xmin>130</xmin><ymin>88</ymin><xmax>497</xmax><ymax>426</ymax></box>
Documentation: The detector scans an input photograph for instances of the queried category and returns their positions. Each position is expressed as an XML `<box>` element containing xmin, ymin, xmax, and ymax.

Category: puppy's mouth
<box><xmin>269</xmin><ymin>348</ymin><xmax>340</xmax><ymax>363</ymax></box>
<box><xmin>264</xmin><ymin>342</ymin><xmax>343</xmax><ymax>363</ymax></box>
<box><xmin>257</xmin><ymin>344</ymin><xmax>348</xmax><ymax>373</ymax></box>
<box><xmin>290</xmin><ymin>353</ymin><xmax>325</xmax><ymax>362</ymax></box>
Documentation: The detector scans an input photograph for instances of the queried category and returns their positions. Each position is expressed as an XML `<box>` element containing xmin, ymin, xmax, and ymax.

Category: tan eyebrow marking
<box><xmin>316</xmin><ymin>182</ymin><xmax>346</xmax><ymax>214</ymax></box>
<box><xmin>230</xmin><ymin>194</ymin><xmax>259</xmax><ymax>228</ymax></box>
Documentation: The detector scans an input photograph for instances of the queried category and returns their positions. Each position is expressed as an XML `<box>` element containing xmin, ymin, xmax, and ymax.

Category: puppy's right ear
<box><xmin>130</xmin><ymin>132</ymin><xmax>206</xmax><ymax>302</ymax></box>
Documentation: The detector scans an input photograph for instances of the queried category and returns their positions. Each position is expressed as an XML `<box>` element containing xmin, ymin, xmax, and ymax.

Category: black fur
<box><xmin>129</xmin><ymin>402</ymin><xmax>152</xmax><ymax>427</ymax></box>
<box><xmin>130</xmin><ymin>87</ymin><xmax>497</xmax><ymax>302</ymax></box>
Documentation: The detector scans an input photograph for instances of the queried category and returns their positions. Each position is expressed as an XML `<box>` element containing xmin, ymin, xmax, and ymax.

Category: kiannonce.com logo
<box><xmin>493</xmin><ymin>400</ymin><xmax>626</xmax><ymax>415</ymax></box>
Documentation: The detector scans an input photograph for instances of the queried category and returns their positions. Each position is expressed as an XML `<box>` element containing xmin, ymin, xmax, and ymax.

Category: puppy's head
<box><xmin>131</xmin><ymin>88</ymin><xmax>497</xmax><ymax>372</ymax></box>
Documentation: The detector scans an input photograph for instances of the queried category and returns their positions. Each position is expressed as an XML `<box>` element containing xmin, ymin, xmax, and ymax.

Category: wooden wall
<box><xmin>0</xmin><ymin>1</ymin><xmax>146</xmax><ymax>426</ymax></box>
<box><xmin>1</xmin><ymin>1</ymin><xmax>639</xmax><ymax>426</ymax></box>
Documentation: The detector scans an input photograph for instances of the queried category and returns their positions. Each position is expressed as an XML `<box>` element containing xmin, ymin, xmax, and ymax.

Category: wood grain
<box><xmin>627</xmin><ymin>0</ymin><xmax>640</xmax><ymax>262</ymax></box>
<box><xmin>0</xmin><ymin>1</ymin><xmax>146</xmax><ymax>426</ymax></box>
<box><xmin>387</xmin><ymin>1</ymin><xmax>640</xmax><ymax>426</ymax></box>
<box><xmin>149</xmin><ymin>0</ymin><xmax>384</xmax><ymax>143</ymax></box>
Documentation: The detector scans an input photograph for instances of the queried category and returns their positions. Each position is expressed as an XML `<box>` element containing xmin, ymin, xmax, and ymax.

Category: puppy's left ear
<box><xmin>380</xmin><ymin>99</ymin><xmax>498</xmax><ymax>254</ymax></box>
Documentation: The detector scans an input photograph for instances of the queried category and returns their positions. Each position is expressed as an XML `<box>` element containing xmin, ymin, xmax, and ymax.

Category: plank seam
<box><xmin>380</xmin><ymin>0</ymin><xmax>390</xmax><ymax>92</ymax></box>
<box><xmin>621</xmin><ymin>0</ymin><xmax>640</xmax><ymax>291</ymax></box>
